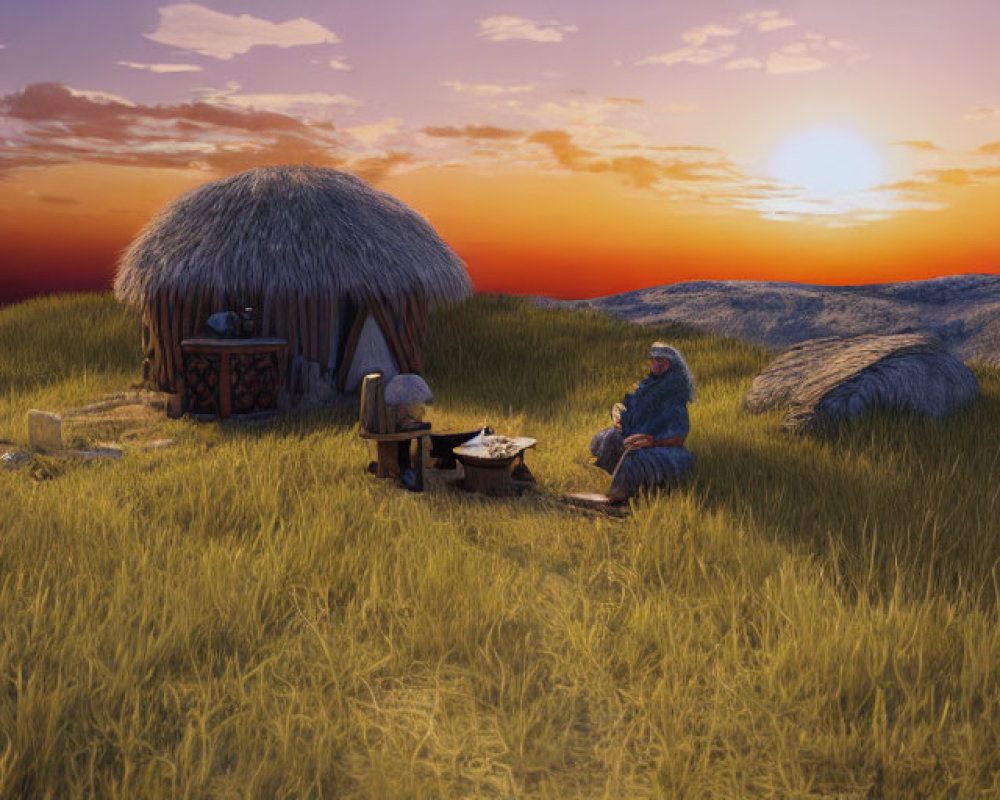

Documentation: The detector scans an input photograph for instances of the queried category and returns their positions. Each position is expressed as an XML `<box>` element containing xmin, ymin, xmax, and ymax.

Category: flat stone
<box><xmin>28</xmin><ymin>410</ymin><xmax>63</xmax><ymax>452</ymax></box>
<box><xmin>1</xmin><ymin>451</ymin><xmax>31</xmax><ymax>470</ymax></box>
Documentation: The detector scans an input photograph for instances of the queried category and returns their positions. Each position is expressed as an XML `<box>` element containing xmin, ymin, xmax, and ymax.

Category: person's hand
<box><xmin>612</xmin><ymin>403</ymin><xmax>625</xmax><ymax>430</ymax></box>
<box><xmin>624</xmin><ymin>433</ymin><xmax>654</xmax><ymax>449</ymax></box>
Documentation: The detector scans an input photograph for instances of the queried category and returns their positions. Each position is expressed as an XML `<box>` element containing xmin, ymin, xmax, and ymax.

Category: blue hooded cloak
<box><xmin>590</xmin><ymin>346</ymin><xmax>695</xmax><ymax>496</ymax></box>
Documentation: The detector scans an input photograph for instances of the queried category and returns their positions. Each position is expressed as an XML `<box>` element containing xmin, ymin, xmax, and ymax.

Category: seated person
<box><xmin>590</xmin><ymin>342</ymin><xmax>695</xmax><ymax>503</ymax></box>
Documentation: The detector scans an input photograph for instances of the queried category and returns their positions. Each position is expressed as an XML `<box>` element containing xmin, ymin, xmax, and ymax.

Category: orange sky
<box><xmin>1</xmin><ymin>2</ymin><xmax>999</xmax><ymax>304</ymax></box>
<box><xmin>2</xmin><ymin>163</ymin><xmax>997</xmax><ymax>305</ymax></box>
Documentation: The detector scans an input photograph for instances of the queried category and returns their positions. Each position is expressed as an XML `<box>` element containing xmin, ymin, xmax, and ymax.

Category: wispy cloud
<box><xmin>144</xmin><ymin>3</ymin><xmax>340</xmax><ymax>59</ymax></box>
<box><xmin>915</xmin><ymin>167</ymin><xmax>1000</xmax><ymax>186</ymax></box>
<box><xmin>641</xmin><ymin>14</ymin><xmax>865</xmax><ymax>75</ymax></box>
<box><xmin>639</xmin><ymin>22</ymin><xmax>738</xmax><ymax>66</ymax></box>
<box><xmin>476</xmin><ymin>15</ymin><xmax>578</xmax><ymax>43</ymax></box>
<box><xmin>344</xmin><ymin>118</ymin><xmax>403</xmax><ymax>147</ymax></box>
<box><xmin>443</xmin><ymin>80</ymin><xmax>537</xmax><ymax>96</ymax></box>
<box><xmin>422</xmin><ymin>125</ymin><xmax>524</xmax><ymax>140</ymax></box>
<box><xmin>328</xmin><ymin>57</ymin><xmax>351</xmax><ymax>71</ymax></box>
<box><xmin>766</xmin><ymin>45</ymin><xmax>826</xmax><ymax>74</ymax></box>
<box><xmin>724</xmin><ymin>57</ymin><xmax>763</xmax><ymax>71</ymax></box>
<box><xmin>965</xmin><ymin>105</ymin><xmax>1000</xmax><ymax>121</ymax></box>
<box><xmin>117</xmin><ymin>61</ymin><xmax>203</xmax><ymax>73</ymax></box>
<box><xmin>196</xmin><ymin>81</ymin><xmax>360</xmax><ymax>119</ymax></box>
<box><xmin>740</xmin><ymin>9</ymin><xmax>796</xmax><ymax>32</ymax></box>
<box><xmin>682</xmin><ymin>24</ymin><xmax>739</xmax><ymax>47</ymax></box>
<box><xmin>638</xmin><ymin>43</ymin><xmax>736</xmax><ymax>67</ymax></box>
<box><xmin>803</xmin><ymin>32</ymin><xmax>870</xmax><ymax>65</ymax></box>
<box><xmin>64</xmin><ymin>87</ymin><xmax>137</xmax><ymax>106</ymax></box>
<box><xmin>892</xmin><ymin>140</ymin><xmax>941</xmax><ymax>151</ymax></box>
<box><xmin>977</xmin><ymin>141</ymin><xmax>1000</xmax><ymax>155</ymax></box>
<box><xmin>511</xmin><ymin>97</ymin><xmax>639</xmax><ymax>129</ymax></box>
<box><xmin>525</xmin><ymin>128</ymin><xmax>739</xmax><ymax>189</ymax></box>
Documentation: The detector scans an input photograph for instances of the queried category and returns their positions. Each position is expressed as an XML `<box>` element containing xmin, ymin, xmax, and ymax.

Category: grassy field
<box><xmin>1</xmin><ymin>291</ymin><xmax>999</xmax><ymax>798</ymax></box>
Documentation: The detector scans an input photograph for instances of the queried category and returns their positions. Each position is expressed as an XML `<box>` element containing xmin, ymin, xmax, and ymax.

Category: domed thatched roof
<box><xmin>114</xmin><ymin>165</ymin><xmax>472</xmax><ymax>309</ymax></box>
<box><xmin>745</xmin><ymin>333</ymin><xmax>979</xmax><ymax>432</ymax></box>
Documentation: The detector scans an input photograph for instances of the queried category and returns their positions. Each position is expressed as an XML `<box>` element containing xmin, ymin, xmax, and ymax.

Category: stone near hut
<box><xmin>384</xmin><ymin>374</ymin><xmax>434</xmax><ymax>407</ymax></box>
<box><xmin>1</xmin><ymin>451</ymin><xmax>31</xmax><ymax>470</ymax></box>
<box><xmin>745</xmin><ymin>333</ymin><xmax>979</xmax><ymax>433</ymax></box>
<box><xmin>28</xmin><ymin>410</ymin><xmax>63</xmax><ymax>452</ymax></box>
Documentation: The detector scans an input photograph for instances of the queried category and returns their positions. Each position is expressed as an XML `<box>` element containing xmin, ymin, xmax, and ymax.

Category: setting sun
<box><xmin>768</xmin><ymin>126</ymin><xmax>885</xmax><ymax>195</ymax></box>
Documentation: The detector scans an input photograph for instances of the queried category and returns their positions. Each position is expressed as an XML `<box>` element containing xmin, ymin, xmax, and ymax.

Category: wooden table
<box><xmin>181</xmin><ymin>338</ymin><xmax>287</xmax><ymax>419</ymax></box>
<box><xmin>359</xmin><ymin>425</ymin><xmax>431</xmax><ymax>491</ymax></box>
<box><xmin>453</xmin><ymin>436</ymin><xmax>536</xmax><ymax>493</ymax></box>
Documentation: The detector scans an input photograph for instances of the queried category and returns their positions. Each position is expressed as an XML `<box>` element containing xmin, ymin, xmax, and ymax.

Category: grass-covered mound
<box><xmin>1</xmin><ymin>292</ymin><xmax>998</xmax><ymax>798</ymax></box>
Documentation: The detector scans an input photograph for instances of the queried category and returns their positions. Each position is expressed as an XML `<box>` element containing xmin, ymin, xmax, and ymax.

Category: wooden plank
<box><xmin>359</xmin><ymin>373</ymin><xmax>381</xmax><ymax>432</ymax></box>
<box><xmin>397</xmin><ymin>305</ymin><xmax>418</xmax><ymax>375</ymax></box>
<box><xmin>158</xmin><ymin>292</ymin><xmax>174</xmax><ymax>391</ymax></box>
<box><xmin>273</xmin><ymin>293</ymin><xmax>286</xmax><ymax>339</ymax></box>
<box><xmin>366</xmin><ymin>292</ymin><xmax>410</xmax><ymax>374</ymax></box>
<box><xmin>317</xmin><ymin>293</ymin><xmax>331</xmax><ymax>377</ymax></box>
<box><xmin>141</xmin><ymin>307</ymin><xmax>152</xmax><ymax>358</ymax></box>
<box><xmin>158</xmin><ymin>289</ymin><xmax>175</xmax><ymax>392</ymax></box>
<box><xmin>145</xmin><ymin>299</ymin><xmax>158</xmax><ymax>388</ymax></box>
<box><xmin>180</xmin><ymin>289</ymin><xmax>193</xmax><ymax>341</ymax></box>
<box><xmin>414</xmin><ymin>288</ymin><xmax>428</xmax><ymax>334</ymax></box>
<box><xmin>151</xmin><ymin>295</ymin><xmax>163</xmax><ymax>389</ymax></box>
<box><xmin>403</xmin><ymin>298</ymin><xmax>422</xmax><ymax>374</ymax></box>
<box><xmin>193</xmin><ymin>288</ymin><xmax>207</xmax><ymax>337</ymax></box>
<box><xmin>170</xmin><ymin>286</ymin><xmax>185</xmax><ymax>394</ymax></box>
<box><xmin>561</xmin><ymin>492</ymin><xmax>629</xmax><ymax>517</ymax></box>
<box><xmin>298</xmin><ymin>292</ymin><xmax>310</xmax><ymax>362</ymax></box>
<box><xmin>336</xmin><ymin>307</ymin><xmax>369</xmax><ymax>392</ymax></box>
<box><xmin>308</xmin><ymin>295</ymin><xmax>320</xmax><ymax>363</ymax></box>
<box><xmin>261</xmin><ymin>294</ymin><xmax>273</xmax><ymax>338</ymax></box>
<box><xmin>287</xmin><ymin>293</ymin><xmax>300</xmax><ymax>392</ymax></box>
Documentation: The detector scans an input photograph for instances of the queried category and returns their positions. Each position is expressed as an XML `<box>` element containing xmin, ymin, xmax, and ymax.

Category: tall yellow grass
<box><xmin>0</xmin><ymin>292</ymin><xmax>997</xmax><ymax>798</ymax></box>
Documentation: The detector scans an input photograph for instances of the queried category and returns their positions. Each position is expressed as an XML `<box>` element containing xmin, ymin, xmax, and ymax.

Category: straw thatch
<box><xmin>113</xmin><ymin>165</ymin><xmax>472</xmax><ymax>399</ymax></box>
<box><xmin>745</xmin><ymin>333</ymin><xmax>979</xmax><ymax>432</ymax></box>
<box><xmin>115</xmin><ymin>166</ymin><xmax>471</xmax><ymax>308</ymax></box>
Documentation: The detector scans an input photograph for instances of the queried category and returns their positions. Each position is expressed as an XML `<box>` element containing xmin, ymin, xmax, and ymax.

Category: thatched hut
<box><xmin>745</xmin><ymin>333</ymin><xmax>979</xmax><ymax>432</ymax></box>
<box><xmin>114</xmin><ymin>165</ymin><xmax>472</xmax><ymax>402</ymax></box>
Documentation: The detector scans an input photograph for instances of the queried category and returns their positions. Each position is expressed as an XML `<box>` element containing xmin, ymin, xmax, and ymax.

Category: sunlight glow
<box><xmin>749</xmin><ymin>125</ymin><xmax>912</xmax><ymax>224</ymax></box>
<box><xmin>768</xmin><ymin>126</ymin><xmax>885</xmax><ymax>194</ymax></box>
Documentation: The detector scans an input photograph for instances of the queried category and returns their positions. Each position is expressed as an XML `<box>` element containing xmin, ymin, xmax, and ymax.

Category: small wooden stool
<box><xmin>359</xmin><ymin>425</ymin><xmax>431</xmax><ymax>491</ymax></box>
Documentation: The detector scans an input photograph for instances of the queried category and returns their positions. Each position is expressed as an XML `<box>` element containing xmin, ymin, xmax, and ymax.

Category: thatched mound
<box><xmin>114</xmin><ymin>165</ymin><xmax>472</xmax><ymax>309</ymax></box>
<box><xmin>745</xmin><ymin>333</ymin><xmax>979</xmax><ymax>432</ymax></box>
